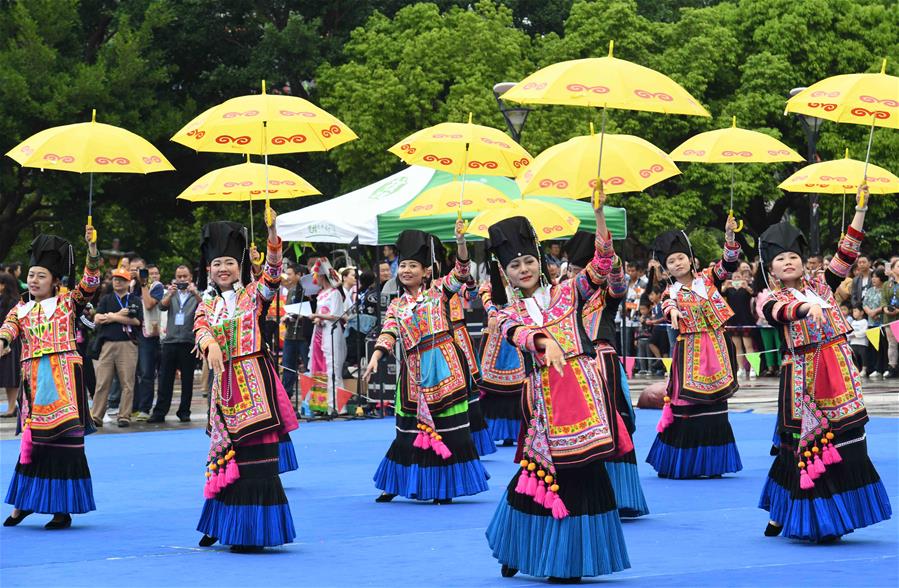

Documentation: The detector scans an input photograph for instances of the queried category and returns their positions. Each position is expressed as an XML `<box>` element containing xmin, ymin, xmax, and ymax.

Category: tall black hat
<box><xmin>652</xmin><ymin>230</ymin><xmax>693</xmax><ymax>265</ymax></box>
<box><xmin>487</xmin><ymin>216</ymin><xmax>540</xmax><ymax>269</ymax></box>
<box><xmin>759</xmin><ymin>222</ymin><xmax>806</xmax><ymax>266</ymax></box>
<box><xmin>198</xmin><ymin>221</ymin><xmax>249</xmax><ymax>290</ymax></box>
<box><xmin>29</xmin><ymin>235</ymin><xmax>74</xmax><ymax>285</ymax></box>
<box><xmin>565</xmin><ymin>230</ymin><xmax>595</xmax><ymax>269</ymax></box>
<box><xmin>396</xmin><ymin>230</ymin><xmax>441</xmax><ymax>267</ymax></box>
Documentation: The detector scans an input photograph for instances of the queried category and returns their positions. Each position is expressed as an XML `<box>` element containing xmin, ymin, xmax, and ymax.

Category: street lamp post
<box><xmin>789</xmin><ymin>86</ymin><xmax>825</xmax><ymax>255</ymax></box>
<box><xmin>493</xmin><ymin>82</ymin><xmax>531</xmax><ymax>144</ymax></box>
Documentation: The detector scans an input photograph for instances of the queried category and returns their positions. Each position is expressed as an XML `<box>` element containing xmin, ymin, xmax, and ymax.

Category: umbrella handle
<box><xmin>728</xmin><ymin>209</ymin><xmax>743</xmax><ymax>233</ymax></box>
<box><xmin>87</xmin><ymin>215</ymin><xmax>97</xmax><ymax>243</ymax></box>
<box><xmin>456</xmin><ymin>210</ymin><xmax>469</xmax><ymax>234</ymax></box>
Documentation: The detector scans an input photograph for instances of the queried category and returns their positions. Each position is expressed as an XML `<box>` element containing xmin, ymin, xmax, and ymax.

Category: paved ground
<box><xmin>1</xmin><ymin>371</ymin><xmax>896</xmax><ymax>441</ymax></box>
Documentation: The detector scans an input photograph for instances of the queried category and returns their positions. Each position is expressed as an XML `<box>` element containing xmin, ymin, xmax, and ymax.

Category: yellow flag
<box><xmin>866</xmin><ymin>327</ymin><xmax>881</xmax><ymax>350</ymax></box>
<box><xmin>662</xmin><ymin>357</ymin><xmax>673</xmax><ymax>374</ymax></box>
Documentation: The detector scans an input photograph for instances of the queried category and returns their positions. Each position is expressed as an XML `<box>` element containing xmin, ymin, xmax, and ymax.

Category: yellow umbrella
<box><xmin>502</xmin><ymin>41</ymin><xmax>709</xmax><ymax>116</ymax></box>
<box><xmin>467</xmin><ymin>200</ymin><xmax>579</xmax><ymax>241</ymax></box>
<box><xmin>177</xmin><ymin>160</ymin><xmax>320</xmax><ymax>202</ymax></box>
<box><xmin>171</xmin><ymin>81</ymin><xmax>357</xmax><ymax>155</ymax></box>
<box><xmin>670</xmin><ymin>116</ymin><xmax>803</xmax><ymax>226</ymax></box>
<box><xmin>785</xmin><ymin>58</ymin><xmax>898</xmax><ymax>205</ymax></box>
<box><xmin>5</xmin><ymin>109</ymin><xmax>174</xmax><ymax>234</ymax></box>
<box><xmin>779</xmin><ymin>148</ymin><xmax>899</xmax><ymax>230</ymax></box>
<box><xmin>399</xmin><ymin>176</ymin><xmax>512</xmax><ymax>219</ymax></box>
<box><xmin>389</xmin><ymin>116</ymin><xmax>532</xmax><ymax>178</ymax></box>
<box><xmin>517</xmin><ymin>129</ymin><xmax>680</xmax><ymax>202</ymax></box>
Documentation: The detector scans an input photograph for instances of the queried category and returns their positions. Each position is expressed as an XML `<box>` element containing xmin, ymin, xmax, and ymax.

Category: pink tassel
<box><xmin>203</xmin><ymin>478</ymin><xmax>214</xmax><ymax>499</ymax></box>
<box><xmin>543</xmin><ymin>489</ymin><xmax>558</xmax><ymax>509</ymax></box>
<box><xmin>657</xmin><ymin>402</ymin><xmax>674</xmax><ymax>433</ymax></box>
<box><xmin>829</xmin><ymin>443</ymin><xmax>842</xmax><ymax>464</ymax></box>
<box><xmin>799</xmin><ymin>469</ymin><xmax>815</xmax><ymax>490</ymax></box>
<box><xmin>412</xmin><ymin>431</ymin><xmax>426</xmax><ymax>449</ymax></box>
<box><xmin>808</xmin><ymin>457</ymin><xmax>820</xmax><ymax>480</ymax></box>
<box><xmin>20</xmin><ymin>425</ymin><xmax>33</xmax><ymax>465</ymax></box>
<box><xmin>525</xmin><ymin>472</ymin><xmax>538</xmax><ymax>496</ymax></box>
<box><xmin>432</xmin><ymin>439</ymin><xmax>452</xmax><ymax>460</ymax></box>
<box><xmin>821</xmin><ymin>444</ymin><xmax>834</xmax><ymax>465</ymax></box>
<box><xmin>515</xmin><ymin>470</ymin><xmax>529</xmax><ymax>494</ymax></box>
<box><xmin>814</xmin><ymin>455</ymin><xmax>826</xmax><ymax>477</ymax></box>
<box><xmin>551</xmin><ymin>495</ymin><xmax>570</xmax><ymax>520</ymax></box>
<box><xmin>225</xmin><ymin>459</ymin><xmax>240</xmax><ymax>484</ymax></box>
<box><xmin>420</xmin><ymin>433</ymin><xmax>432</xmax><ymax>450</ymax></box>
<box><xmin>534</xmin><ymin>481</ymin><xmax>546</xmax><ymax>505</ymax></box>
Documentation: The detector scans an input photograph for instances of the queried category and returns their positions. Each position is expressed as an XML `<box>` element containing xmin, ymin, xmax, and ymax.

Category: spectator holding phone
<box><xmin>129</xmin><ymin>258</ymin><xmax>164</xmax><ymax>420</ymax></box>
<box><xmin>722</xmin><ymin>262</ymin><xmax>757</xmax><ymax>378</ymax></box>
<box><xmin>148</xmin><ymin>265</ymin><xmax>202</xmax><ymax>423</ymax></box>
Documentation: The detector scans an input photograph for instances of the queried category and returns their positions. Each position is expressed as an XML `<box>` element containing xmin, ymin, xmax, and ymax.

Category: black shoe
<box><xmin>375</xmin><ymin>493</ymin><xmax>397</xmax><ymax>503</ymax></box>
<box><xmin>199</xmin><ymin>534</ymin><xmax>218</xmax><ymax>547</ymax></box>
<box><xmin>45</xmin><ymin>514</ymin><xmax>72</xmax><ymax>529</ymax></box>
<box><xmin>657</xmin><ymin>473</ymin><xmax>669</xmax><ymax>479</ymax></box>
<box><xmin>146</xmin><ymin>415</ymin><xmax>164</xmax><ymax>424</ymax></box>
<box><xmin>3</xmin><ymin>510</ymin><xmax>33</xmax><ymax>526</ymax></box>
<box><xmin>816</xmin><ymin>534</ymin><xmax>842</xmax><ymax>544</ymax></box>
<box><xmin>764</xmin><ymin>522</ymin><xmax>782</xmax><ymax>537</ymax></box>
<box><xmin>0</xmin><ymin>409</ymin><xmax>17</xmax><ymax>419</ymax></box>
<box><xmin>502</xmin><ymin>439</ymin><xmax>514</xmax><ymax>447</ymax></box>
<box><xmin>178</xmin><ymin>415</ymin><xmax>191</xmax><ymax>423</ymax></box>
<box><xmin>117</xmin><ymin>419</ymin><xmax>130</xmax><ymax>428</ymax></box>
<box><xmin>501</xmin><ymin>564</ymin><xmax>518</xmax><ymax>578</ymax></box>
<box><xmin>547</xmin><ymin>577</ymin><xmax>581</xmax><ymax>584</ymax></box>
<box><xmin>230</xmin><ymin>545</ymin><xmax>264</xmax><ymax>553</ymax></box>
<box><xmin>433</xmin><ymin>498</ymin><xmax>453</xmax><ymax>505</ymax></box>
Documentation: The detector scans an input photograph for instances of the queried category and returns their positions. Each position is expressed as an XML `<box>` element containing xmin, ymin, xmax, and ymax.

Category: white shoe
<box><xmin>102</xmin><ymin>414</ymin><xmax>113</xmax><ymax>424</ymax></box>
<box><xmin>134</xmin><ymin>411</ymin><xmax>150</xmax><ymax>422</ymax></box>
<box><xmin>749</xmin><ymin>369</ymin><xmax>757</xmax><ymax>379</ymax></box>
<box><xmin>106</xmin><ymin>408</ymin><xmax>119</xmax><ymax>417</ymax></box>
<box><xmin>868</xmin><ymin>371</ymin><xmax>881</xmax><ymax>379</ymax></box>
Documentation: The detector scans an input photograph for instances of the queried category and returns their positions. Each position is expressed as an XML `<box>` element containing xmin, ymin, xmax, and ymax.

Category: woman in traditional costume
<box><xmin>485</xmin><ymin>191</ymin><xmax>631</xmax><ymax>583</ymax></box>
<box><xmin>363</xmin><ymin>221</ymin><xmax>489</xmax><ymax>504</ymax></box>
<box><xmin>477</xmin><ymin>280</ymin><xmax>526</xmax><ymax>447</ymax></box>
<box><xmin>758</xmin><ymin>185</ymin><xmax>891</xmax><ymax>542</ymax></box>
<box><xmin>568</xmin><ymin>230</ymin><xmax>649</xmax><ymax>518</ymax></box>
<box><xmin>645</xmin><ymin>218</ymin><xmax>743</xmax><ymax>479</ymax></box>
<box><xmin>2</xmin><ymin>227</ymin><xmax>100</xmax><ymax>529</ymax></box>
<box><xmin>308</xmin><ymin>258</ymin><xmax>346</xmax><ymax>415</ymax></box>
<box><xmin>194</xmin><ymin>213</ymin><xmax>299</xmax><ymax>552</ymax></box>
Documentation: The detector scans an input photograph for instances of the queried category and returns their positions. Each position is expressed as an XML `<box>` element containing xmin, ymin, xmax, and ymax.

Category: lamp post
<box><xmin>493</xmin><ymin>82</ymin><xmax>531</xmax><ymax>143</ymax></box>
<box><xmin>789</xmin><ymin>86</ymin><xmax>825</xmax><ymax>255</ymax></box>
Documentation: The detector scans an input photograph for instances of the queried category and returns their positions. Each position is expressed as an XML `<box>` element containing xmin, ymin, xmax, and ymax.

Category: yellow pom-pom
<box><xmin>803</xmin><ymin>450</ymin><xmax>812</xmax><ymax>458</ymax></box>
<box><xmin>537</xmin><ymin>470</ymin><xmax>545</xmax><ymax>478</ymax></box>
<box><xmin>826</xmin><ymin>432</ymin><xmax>834</xmax><ymax>440</ymax></box>
<box><xmin>663</xmin><ymin>396</ymin><xmax>671</xmax><ymax>403</ymax></box>
<box><xmin>820</xmin><ymin>438</ymin><xmax>829</xmax><ymax>445</ymax></box>
<box><xmin>217</xmin><ymin>458</ymin><xmax>225</xmax><ymax>466</ymax></box>
<box><xmin>205</xmin><ymin>471</ymin><xmax>211</xmax><ymax>478</ymax></box>
<box><xmin>435</xmin><ymin>435</ymin><xmax>443</xmax><ymax>441</ymax></box>
<box><xmin>811</xmin><ymin>446</ymin><xmax>819</xmax><ymax>454</ymax></box>
<box><xmin>544</xmin><ymin>475</ymin><xmax>553</xmax><ymax>484</ymax></box>
<box><xmin>550</xmin><ymin>484</ymin><xmax>560</xmax><ymax>493</ymax></box>
<box><xmin>527</xmin><ymin>462</ymin><xmax>536</xmax><ymax>471</ymax></box>
<box><xmin>519</xmin><ymin>459</ymin><xmax>528</xmax><ymax>468</ymax></box>
<box><xmin>210</xmin><ymin>463</ymin><xmax>218</xmax><ymax>471</ymax></box>
<box><xmin>416</xmin><ymin>423</ymin><xmax>424</xmax><ymax>430</ymax></box>
<box><xmin>25</xmin><ymin>418</ymin><xmax>32</xmax><ymax>425</ymax></box>
<box><xmin>798</xmin><ymin>461</ymin><xmax>806</xmax><ymax>469</ymax></box>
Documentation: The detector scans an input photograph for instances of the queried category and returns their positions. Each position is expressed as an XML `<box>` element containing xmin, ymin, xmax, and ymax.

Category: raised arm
<box><xmin>574</xmin><ymin>186</ymin><xmax>620</xmax><ymax>301</ymax></box>
<box><xmin>825</xmin><ymin>185</ymin><xmax>868</xmax><ymax>293</ymax></box>
<box><xmin>710</xmin><ymin>216</ymin><xmax>741</xmax><ymax>289</ymax></box>
<box><xmin>256</xmin><ymin>211</ymin><xmax>282</xmax><ymax>306</ymax></box>
<box><xmin>70</xmin><ymin>224</ymin><xmax>103</xmax><ymax>310</ymax></box>
<box><xmin>434</xmin><ymin>219</ymin><xmax>471</xmax><ymax>297</ymax></box>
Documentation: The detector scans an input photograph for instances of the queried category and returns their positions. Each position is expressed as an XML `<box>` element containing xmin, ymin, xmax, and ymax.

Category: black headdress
<box><xmin>652</xmin><ymin>230</ymin><xmax>693</xmax><ymax>265</ymax></box>
<box><xmin>198</xmin><ymin>221</ymin><xmax>250</xmax><ymax>290</ymax></box>
<box><xmin>486</xmin><ymin>217</ymin><xmax>550</xmax><ymax>306</ymax></box>
<box><xmin>565</xmin><ymin>230</ymin><xmax>595</xmax><ymax>269</ymax></box>
<box><xmin>29</xmin><ymin>234</ymin><xmax>74</xmax><ymax>288</ymax></box>
<box><xmin>396</xmin><ymin>230</ymin><xmax>441</xmax><ymax>267</ymax></box>
<box><xmin>759</xmin><ymin>222</ymin><xmax>806</xmax><ymax>266</ymax></box>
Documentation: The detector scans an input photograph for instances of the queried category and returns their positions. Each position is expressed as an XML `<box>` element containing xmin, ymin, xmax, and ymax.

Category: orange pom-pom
<box><xmin>798</xmin><ymin>461</ymin><xmax>806</xmax><ymax>469</ymax></box>
<box><xmin>663</xmin><ymin>396</ymin><xmax>671</xmax><ymax>403</ymax></box>
<box><xmin>210</xmin><ymin>463</ymin><xmax>218</xmax><ymax>471</ymax></box>
<box><xmin>537</xmin><ymin>470</ymin><xmax>545</xmax><ymax>478</ymax></box>
<box><xmin>25</xmin><ymin>418</ymin><xmax>32</xmax><ymax>425</ymax></box>
<box><xmin>544</xmin><ymin>475</ymin><xmax>553</xmax><ymax>484</ymax></box>
<box><xmin>217</xmin><ymin>458</ymin><xmax>225</xmax><ymax>465</ymax></box>
<box><xmin>821</xmin><ymin>438</ymin><xmax>829</xmax><ymax>445</ymax></box>
<box><xmin>550</xmin><ymin>484</ymin><xmax>560</xmax><ymax>493</ymax></box>
<box><xmin>826</xmin><ymin>432</ymin><xmax>834</xmax><ymax>440</ymax></box>
<box><xmin>205</xmin><ymin>471</ymin><xmax>211</xmax><ymax>478</ymax></box>
<box><xmin>527</xmin><ymin>462</ymin><xmax>536</xmax><ymax>471</ymax></box>
<box><xmin>519</xmin><ymin>459</ymin><xmax>528</xmax><ymax>468</ymax></box>
<box><xmin>811</xmin><ymin>446</ymin><xmax>819</xmax><ymax>454</ymax></box>
<box><xmin>435</xmin><ymin>435</ymin><xmax>442</xmax><ymax>441</ymax></box>
<box><xmin>803</xmin><ymin>450</ymin><xmax>812</xmax><ymax>458</ymax></box>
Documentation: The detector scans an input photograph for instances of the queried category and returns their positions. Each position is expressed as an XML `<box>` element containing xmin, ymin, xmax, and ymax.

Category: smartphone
<box><xmin>139</xmin><ymin>268</ymin><xmax>149</xmax><ymax>280</ymax></box>
<box><xmin>732</xmin><ymin>279</ymin><xmax>744</xmax><ymax>287</ymax></box>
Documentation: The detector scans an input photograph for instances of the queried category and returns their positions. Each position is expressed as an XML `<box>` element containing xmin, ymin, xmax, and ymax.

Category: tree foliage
<box><xmin>1</xmin><ymin>0</ymin><xmax>897</xmax><ymax>274</ymax></box>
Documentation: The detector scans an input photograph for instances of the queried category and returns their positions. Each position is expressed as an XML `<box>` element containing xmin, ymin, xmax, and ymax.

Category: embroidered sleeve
<box><xmin>0</xmin><ymin>305</ymin><xmax>21</xmax><ymax>345</ymax></box>
<box><xmin>69</xmin><ymin>252</ymin><xmax>102</xmax><ymax>308</ymax></box>
<box><xmin>607</xmin><ymin>256</ymin><xmax>626</xmax><ymax>299</ymax></box>
<box><xmin>575</xmin><ymin>230</ymin><xmax>616</xmax><ymax>301</ymax></box>
<box><xmin>479</xmin><ymin>282</ymin><xmax>498</xmax><ymax>315</ymax></box>
<box><xmin>374</xmin><ymin>300</ymin><xmax>399</xmax><ymax>354</ymax></box>
<box><xmin>764</xmin><ymin>295</ymin><xmax>805</xmax><ymax>325</ymax></box>
<box><xmin>255</xmin><ymin>237</ymin><xmax>283</xmax><ymax>305</ymax></box>
<box><xmin>712</xmin><ymin>240</ymin><xmax>742</xmax><ymax>286</ymax></box>
<box><xmin>194</xmin><ymin>300</ymin><xmax>215</xmax><ymax>353</ymax></box>
<box><xmin>826</xmin><ymin>225</ymin><xmax>863</xmax><ymax>291</ymax></box>
<box><xmin>435</xmin><ymin>257</ymin><xmax>471</xmax><ymax>297</ymax></box>
<box><xmin>498</xmin><ymin>309</ymin><xmax>548</xmax><ymax>354</ymax></box>
<box><xmin>661</xmin><ymin>286</ymin><xmax>676</xmax><ymax>319</ymax></box>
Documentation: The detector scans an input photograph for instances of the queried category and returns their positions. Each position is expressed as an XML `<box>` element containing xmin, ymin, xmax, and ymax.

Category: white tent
<box><xmin>277</xmin><ymin>166</ymin><xmax>435</xmax><ymax>245</ymax></box>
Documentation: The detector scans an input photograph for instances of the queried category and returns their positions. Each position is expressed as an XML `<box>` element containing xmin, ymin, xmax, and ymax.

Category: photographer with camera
<box><xmin>148</xmin><ymin>265</ymin><xmax>202</xmax><ymax>423</ymax></box>
<box><xmin>130</xmin><ymin>259</ymin><xmax>165</xmax><ymax>421</ymax></box>
<box><xmin>90</xmin><ymin>267</ymin><xmax>143</xmax><ymax>427</ymax></box>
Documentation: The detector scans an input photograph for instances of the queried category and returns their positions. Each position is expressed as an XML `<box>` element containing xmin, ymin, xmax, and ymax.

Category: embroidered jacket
<box><xmin>374</xmin><ymin>259</ymin><xmax>470</xmax><ymax>354</ymax></box>
<box><xmin>582</xmin><ymin>254</ymin><xmax>626</xmax><ymax>342</ymax></box>
<box><xmin>195</xmin><ymin>238</ymin><xmax>282</xmax><ymax>360</ymax></box>
<box><xmin>762</xmin><ymin>226</ymin><xmax>862</xmax><ymax>349</ymax></box>
<box><xmin>661</xmin><ymin>241</ymin><xmax>741</xmax><ymax>334</ymax></box>
<box><xmin>0</xmin><ymin>253</ymin><xmax>101</xmax><ymax>359</ymax></box>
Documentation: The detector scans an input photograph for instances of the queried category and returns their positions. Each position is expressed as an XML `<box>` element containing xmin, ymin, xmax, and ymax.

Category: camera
<box><xmin>176</xmin><ymin>282</ymin><xmax>188</xmax><ymax>290</ymax></box>
<box><xmin>139</xmin><ymin>268</ymin><xmax>149</xmax><ymax>281</ymax></box>
<box><xmin>127</xmin><ymin>302</ymin><xmax>141</xmax><ymax>318</ymax></box>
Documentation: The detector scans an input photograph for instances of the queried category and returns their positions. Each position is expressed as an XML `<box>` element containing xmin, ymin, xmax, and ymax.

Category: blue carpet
<box><xmin>1</xmin><ymin>410</ymin><xmax>896</xmax><ymax>587</ymax></box>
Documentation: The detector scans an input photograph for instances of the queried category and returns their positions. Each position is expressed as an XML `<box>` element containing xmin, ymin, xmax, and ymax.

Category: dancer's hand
<box><xmin>485</xmin><ymin>315</ymin><xmax>498</xmax><ymax>335</ymax></box>
<box><xmin>670</xmin><ymin>308</ymin><xmax>682</xmax><ymax>331</ymax></box>
<box><xmin>0</xmin><ymin>341</ymin><xmax>8</xmax><ymax>358</ymax></box>
<box><xmin>856</xmin><ymin>183</ymin><xmax>869</xmax><ymax>209</ymax></box>
<box><xmin>362</xmin><ymin>352</ymin><xmax>381</xmax><ymax>382</ymax></box>
<box><xmin>725</xmin><ymin>215</ymin><xmax>738</xmax><ymax>242</ymax></box>
<box><xmin>207</xmin><ymin>342</ymin><xmax>224</xmax><ymax>376</ymax></box>
<box><xmin>85</xmin><ymin>224</ymin><xmax>98</xmax><ymax>255</ymax></box>
<box><xmin>543</xmin><ymin>339</ymin><xmax>565</xmax><ymax>375</ymax></box>
<box><xmin>266</xmin><ymin>208</ymin><xmax>278</xmax><ymax>240</ymax></box>
<box><xmin>806</xmin><ymin>303</ymin><xmax>824</xmax><ymax>326</ymax></box>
